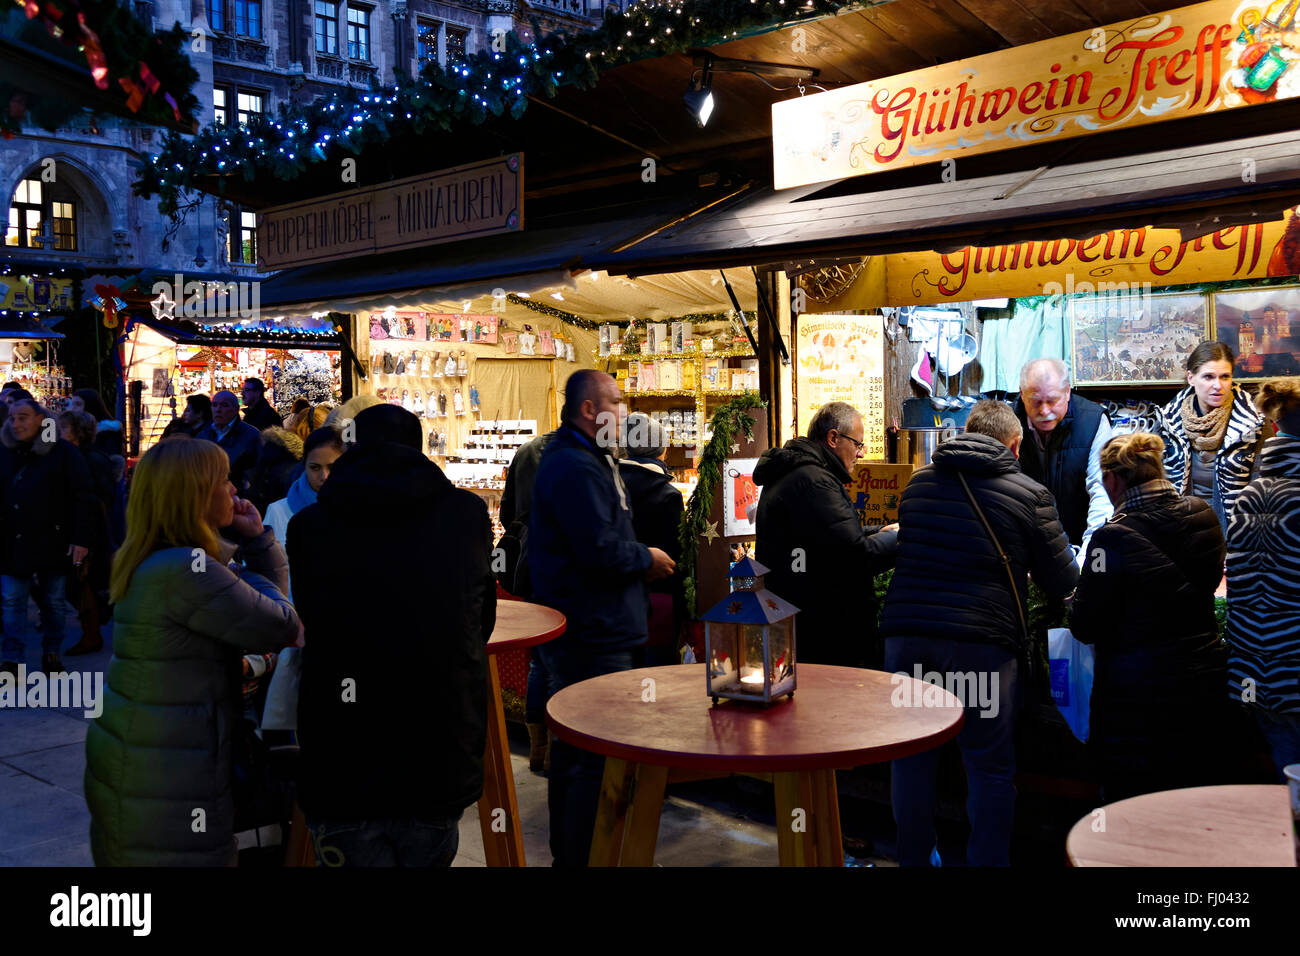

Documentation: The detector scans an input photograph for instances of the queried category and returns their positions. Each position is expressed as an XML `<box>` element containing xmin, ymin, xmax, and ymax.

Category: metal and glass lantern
<box><xmin>701</xmin><ymin>557</ymin><xmax>798</xmax><ymax>706</ymax></box>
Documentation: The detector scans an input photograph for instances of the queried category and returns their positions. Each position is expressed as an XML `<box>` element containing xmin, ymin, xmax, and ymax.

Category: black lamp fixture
<box><xmin>683</xmin><ymin>50</ymin><xmax>819</xmax><ymax>128</ymax></box>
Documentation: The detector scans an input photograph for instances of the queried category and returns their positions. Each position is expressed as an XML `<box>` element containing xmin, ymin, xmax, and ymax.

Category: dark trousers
<box><xmin>306</xmin><ymin>814</ymin><xmax>462</xmax><ymax>867</ymax></box>
<box><xmin>525</xmin><ymin>648</ymin><xmax>551</xmax><ymax>724</ymax></box>
<box><xmin>885</xmin><ymin>636</ymin><xmax>1020</xmax><ymax>867</ymax></box>
<box><xmin>536</xmin><ymin>641</ymin><xmax>637</xmax><ymax>867</ymax></box>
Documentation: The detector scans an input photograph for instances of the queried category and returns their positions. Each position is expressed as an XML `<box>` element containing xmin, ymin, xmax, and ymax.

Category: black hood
<box><xmin>754</xmin><ymin>436</ymin><xmax>849</xmax><ymax>485</ymax></box>
<box><xmin>317</xmin><ymin>441</ymin><xmax>452</xmax><ymax>514</ymax></box>
<box><xmin>930</xmin><ymin>432</ymin><xmax>1022</xmax><ymax>476</ymax></box>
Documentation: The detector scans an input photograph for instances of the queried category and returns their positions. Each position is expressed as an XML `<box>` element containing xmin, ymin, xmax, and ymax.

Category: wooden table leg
<box><xmin>620</xmin><ymin>764</ymin><xmax>668</xmax><ymax>867</ymax></box>
<box><xmin>590</xmin><ymin>758</ymin><xmax>635</xmax><ymax>866</ymax></box>
<box><xmin>589</xmin><ymin>759</ymin><xmax>669</xmax><ymax>867</ymax></box>
<box><xmin>808</xmin><ymin>768</ymin><xmax>845</xmax><ymax>868</ymax></box>
<box><xmin>773</xmin><ymin>771</ymin><xmax>816</xmax><ymax>866</ymax></box>
<box><xmin>478</xmin><ymin>655</ymin><xmax>525</xmax><ymax>867</ymax></box>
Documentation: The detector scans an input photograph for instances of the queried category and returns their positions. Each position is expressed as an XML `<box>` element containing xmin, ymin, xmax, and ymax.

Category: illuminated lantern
<box><xmin>701</xmin><ymin>556</ymin><xmax>797</xmax><ymax>706</ymax></box>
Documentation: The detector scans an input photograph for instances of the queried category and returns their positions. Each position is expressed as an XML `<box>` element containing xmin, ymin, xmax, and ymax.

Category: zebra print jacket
<box><xmin>1226</xmin><ymin>436</ymin><xmax>1300</xmax><ymax>715</ymax></box>
<box><xmin>1156</xmin><ymin>385</ymin><xmax>1265</xmax><ymax>523</ymax></box>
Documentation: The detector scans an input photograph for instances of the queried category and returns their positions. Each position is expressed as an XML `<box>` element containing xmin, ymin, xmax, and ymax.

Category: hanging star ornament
<box><xmin>700</xmin><ymin>520</ymin><xmax>720</xmax><ymax>544</ymax></box>
<box><xmin>151</xmin><ymin>291</ymin><xmax>175</xmax><ymax>320</ymax></box>
<box><xmin>730</xmin><ymin>442</ymin><xmax>740</xmax><ymax>454</ymax></box>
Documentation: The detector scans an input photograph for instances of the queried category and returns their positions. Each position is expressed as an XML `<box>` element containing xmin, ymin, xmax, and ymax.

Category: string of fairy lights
<box><xmin>135</xmin><ymin>0</ymin><xmax>853</xmax><ymax>213</ymax></box>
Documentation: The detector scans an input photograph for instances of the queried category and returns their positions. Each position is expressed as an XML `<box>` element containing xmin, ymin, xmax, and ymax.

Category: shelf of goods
<box><xmin>599</xmin><ymin>341</ymin><xmax>759</xmax><ymax>458</ymax></box>
<box><xmin>443</xmin><ymin>419</ymin><xmax>537</xmax><ymax>538</ymax></box>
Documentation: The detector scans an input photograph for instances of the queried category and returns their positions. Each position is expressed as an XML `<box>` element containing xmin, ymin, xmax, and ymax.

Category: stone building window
<box><xmin>416</xmin><ymin>18</ymin><xmax>439</xmax><ymax>68</ymax></box>
<box><xmin>346</xmin><ymin>5</ymin><xmax>371</xmax><ymax>62</ymax></box>
<box><xmin>207</xmin><ymin>0</ymin><xmax>261</xmax><ymax>38</ymax></box>
<box><xmin>315</xmin><ymin>0</ymin><xmax>339</xmax><ymax>55</ymax></box>
<box><xmin>213</xmin><ymin>87</ymin><xmax>229</xmax><ymax>125</ymax></box>
<box><xmin>226</xmin><ymin>208</ymin><xmax>258</xmax><ymax>264</ymax></box>
<box><xmin>446</xmin><ymin>25</ymin><xmax>468</xmax><ymax>66</ymax></box>
<box><xmin>5</xmin><ymin>177</ymin><xmax>78</xmax><ymax>251</ymax></box>
<box><xmin>236</xmin><ymin>91</ymin><xmax>264</xmax><ymax>126</ymax></box>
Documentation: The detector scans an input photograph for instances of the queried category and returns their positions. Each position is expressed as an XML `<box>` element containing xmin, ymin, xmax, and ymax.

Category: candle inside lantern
<box><xmin>740</xmin><ymin>670</ymin><xmax>765</xmax><ymax>685</ymax></box>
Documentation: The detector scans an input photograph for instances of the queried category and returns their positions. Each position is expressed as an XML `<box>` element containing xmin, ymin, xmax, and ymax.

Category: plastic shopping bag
<box><xmin>261</xmin><ymin>646</ymin><xmax>301</xmax><ymax>732</ymax></box>
<box><xmin>1048</xmin><ymin>627</ymin><xmax>1094</xmax><ymax>743</ymax></box>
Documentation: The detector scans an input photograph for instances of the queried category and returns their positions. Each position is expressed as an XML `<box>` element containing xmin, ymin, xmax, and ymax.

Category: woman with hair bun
<box><xmin>1071</xmin><ymin>432</ymin><xmax>1232</xmax><ymax>801</ymax></box>
<box><xmin>1226</xmin><ymin>377</ymin><xmax>1300</xmax><ymax>780</ymax></box>
<box><xmin>1156</xmin><ymin>341</ymin><xmax>1265</xmax><ymax>532</ymax></box>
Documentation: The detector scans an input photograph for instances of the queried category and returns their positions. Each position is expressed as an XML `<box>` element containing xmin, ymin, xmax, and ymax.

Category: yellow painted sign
<box><xmin>257</xmin><ymin>154</ymin><xmax>523</xmax><ymax>270</ymax></box>
<box><xmin>773</xmin><ymin>0</ymin><xmax>1300</xmax><ymax>188</ymax></box>
<box><xmin>795</xmin><ymin>314</ymin><xmax>886</xmax><ymax>459</ymax></box>
<box><xmin>0</xmin><ymin>275</ymin><xmax>75</xmax><ymax>312</ymax></box>
<box><xmin>887</xmin><ymin>216</ymin><xmax>1298</xmax><ymax>305</ymax></box>
<box><xmin>847</xmin><ymin>463</ymin><xmax>913</xmax><ymax>528</ymax></box>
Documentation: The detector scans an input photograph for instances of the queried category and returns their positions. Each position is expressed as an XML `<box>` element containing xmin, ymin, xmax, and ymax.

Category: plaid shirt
<box><xmin>1119</xmin><ymin>478</ymin><xmax>1178</xmax><ymax>512</ymax></box>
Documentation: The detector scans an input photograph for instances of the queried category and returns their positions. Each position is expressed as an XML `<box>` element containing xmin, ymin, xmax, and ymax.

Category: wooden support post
<box><xmin>478</xmin><ymin>655</ymin><xmax>526</xmax><ymax>867</ymax></box>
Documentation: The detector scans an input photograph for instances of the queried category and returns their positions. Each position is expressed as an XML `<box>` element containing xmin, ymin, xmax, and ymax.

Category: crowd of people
<box><xmin>0</xmin><ymin>343</ymin><xmax>1295</xmax><ymax>868</ymax></box>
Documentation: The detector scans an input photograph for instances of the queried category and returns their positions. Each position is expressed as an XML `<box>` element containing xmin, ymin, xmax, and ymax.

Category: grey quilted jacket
<box><xmin>84</xmin><ymin>530</ymin><xmax>300</xmax><ymax>866</ymax></box>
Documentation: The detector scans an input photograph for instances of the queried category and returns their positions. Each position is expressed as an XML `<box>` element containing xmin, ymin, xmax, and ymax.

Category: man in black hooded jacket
<box><xmin>881</xmin><ymin>399</ymin><xmax>1078</xmax><ymax>867</ymax></box>
<box><xmin>754</xmin><ymin>401</ymin><xmax>898</xmax><ymax>669</ymax></box>
<box><xmin>288</xmin><ymin>404</ymin><xmax>496</xmax><ymax>866</ymax></box>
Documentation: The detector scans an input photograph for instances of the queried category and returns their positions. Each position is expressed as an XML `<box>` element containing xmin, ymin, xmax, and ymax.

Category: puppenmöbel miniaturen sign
<box><xmin>773</xmin><ymin>0</ymin><xmax>1300</xmax><ymax>188</ymax></box>
<box><xmin>257</xmin><ymin>153</ymin><xmax>523</xmax><ymax>270</ymax></box>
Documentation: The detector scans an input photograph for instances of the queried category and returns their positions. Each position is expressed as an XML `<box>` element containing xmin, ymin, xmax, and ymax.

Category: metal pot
<box><xmin>904</xmin><ymin>426</ymin><xmax>963</xmax><ymax>468</ymax></box>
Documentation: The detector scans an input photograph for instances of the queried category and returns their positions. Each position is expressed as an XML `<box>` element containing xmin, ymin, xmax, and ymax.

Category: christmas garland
<box><xmin>134</xmin><ymin>0</ymin><xmax>860</xmax><ymax>214</ymax></box>
<box><xmin>507</xmin><ymin>294</ymin><xmax>756</xmax><ymax>333</ymax></box>
<box><xmin>2</xmin><ymin>0</ymin><xmax>200</xmax><ymax>138</ymax></box>
<box><xmin>677</xmin><ymin>390</ymin><xmax>766</xmax><ymax>617</ymax></box>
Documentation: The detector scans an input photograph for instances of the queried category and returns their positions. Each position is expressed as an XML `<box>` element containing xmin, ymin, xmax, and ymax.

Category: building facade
<box><xmin>3</xmin><ymin>1</ymin><xmax>622</xmax><ymax>284</ymax></box>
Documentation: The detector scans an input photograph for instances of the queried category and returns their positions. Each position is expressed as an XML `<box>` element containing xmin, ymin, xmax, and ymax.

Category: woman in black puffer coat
<box><xmin>1071</xmin><ymin>432</ymin><xmax>1231</xmax><ymax>802</ymax></box>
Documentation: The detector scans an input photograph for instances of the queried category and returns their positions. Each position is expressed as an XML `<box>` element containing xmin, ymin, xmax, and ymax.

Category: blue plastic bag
<box><xmin>1048</xmin><ymin>627</ymin><xmax>1094</xmax><ymax>743</ymax></box>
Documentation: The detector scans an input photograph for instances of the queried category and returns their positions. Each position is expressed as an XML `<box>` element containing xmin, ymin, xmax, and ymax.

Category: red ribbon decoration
<box><xmin>94</xmin><ymin>283</ymin><xmax>122</xmax><ymax>328</ymax></box>
<box><xmin>138</xmin><ymin>62</ymin><xmax>160</xmax><ymax>94</ymax></box>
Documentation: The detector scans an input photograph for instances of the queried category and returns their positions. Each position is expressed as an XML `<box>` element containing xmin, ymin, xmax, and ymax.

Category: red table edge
<box><xmin>545</xmin><ymin>707</ymin><xmax>965</xmax><ymax>773</ymax></box>
<box><xmin>486</xmin><ymin>612</ymin><xmax>567</xmax><ymax>654</ymax></box>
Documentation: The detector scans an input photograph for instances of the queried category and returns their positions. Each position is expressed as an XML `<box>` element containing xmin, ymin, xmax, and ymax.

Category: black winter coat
<box><xmin>245</xmin><ymin>430</ymin><xmax>302</xmax><ymax>516</ymax></box>
<box><xmin>880</xmin><ymin>432</ymin><xmax>1078</xmax><ymax>648</ymax></box>
<box><xmin>754</xmin><ymin>437</ymin><xmax>898</xmax><ymax>668</ymax></box>
<box><xmin>529</xmin><ymin>424</ymin><xmax>650</xmax><ymax>651</ymax></box>
<box><xmin>0</xmin><ymin>420</ymin><xmax>94</xmax><ymax>576</ymax></box>
<box><xmin>288</xmin><ymin>441</ymin><xmax>495</xmax><ymax>822</ymax></box>
<box><xmin>242</xmin><ymin>397</ymin><xmax>283</xmax><ymax>432</ymax></box>
<box><xmin>619</xmin><ymin>455</ymin><xmax>686</xmax><ymax>623</ymax></box>
<box><xmin>197</xmin><ymin>419</ymin><xmax>261</xmax><ymax>492</ymax></box>
<box><xmin>1072</xmin><ymin>492</ymin><xmax>1228</xmax><ymax>768</ymax></box>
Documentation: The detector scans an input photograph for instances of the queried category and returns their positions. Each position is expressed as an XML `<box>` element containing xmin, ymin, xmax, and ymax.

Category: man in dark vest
<box><xmin>1013</xmin><ymin>358</ymin><xmax>1113</xmax><ymax>560</ymax></box>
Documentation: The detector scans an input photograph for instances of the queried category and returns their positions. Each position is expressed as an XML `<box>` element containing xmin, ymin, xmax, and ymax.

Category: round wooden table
<box><xmin>1067</xmin><ymin>784</ymin><xmax>1297</xmax><ymax>867</ymax></box>
<box><xmin>546</xmin><ymin>663</ymin><xmax>965</xmax><ymax>867</ymax></box>
<box><xmin>478</xmin><ymin>601</ymin><xmax>565</xmax><ymax>868</ymax></box>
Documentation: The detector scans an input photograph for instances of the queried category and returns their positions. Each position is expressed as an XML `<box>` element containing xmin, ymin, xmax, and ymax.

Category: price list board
<box><xmin>795</xmin><ymin>314</ymin><xmax>887</xmax><ymax>460</ymax></box>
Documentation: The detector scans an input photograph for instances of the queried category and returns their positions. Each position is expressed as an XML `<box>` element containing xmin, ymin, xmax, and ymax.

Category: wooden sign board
<box><xmin>889</xmin><ymin>219</ymin><xmax>1297</xmax><ymax>305</ymax></box>
<box><xmin>258</xmin><ymin>154</ymin><xmax>523</xmax><ymax>270</ymax></box>
<box><xmin>847</xmin><ymin>463</ymin><xmax>914</xmax><ymax>528</ymax></box>
<box><xmin>795</xmin><ymin>314</ymin><xmax>886</xmax><ymax>460</ymax></box>
<box><xmin>773</xmin><ymin>0</ymin><xmax>1300</xmax><ymax>188</ymax></box>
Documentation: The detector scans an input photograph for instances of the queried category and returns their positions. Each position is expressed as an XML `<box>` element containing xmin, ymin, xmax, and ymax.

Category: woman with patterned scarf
<box><xmin>1156</xmin><ymin>341</ymin><xmax>1266</xmax><ymax>534</ymax></box>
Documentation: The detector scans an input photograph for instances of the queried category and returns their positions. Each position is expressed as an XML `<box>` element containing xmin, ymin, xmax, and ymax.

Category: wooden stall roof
<box><xmin>209</xmin><ymin>0</ymin><xmax>1199</xmax><ymax>212</ymax></box>
<box><xmin>592</xmin><ymin>122</ymin><xmax>1300</xmax><ymax>275</ymax></box>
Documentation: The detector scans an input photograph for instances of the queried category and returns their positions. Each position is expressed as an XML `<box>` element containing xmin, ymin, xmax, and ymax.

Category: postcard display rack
<box><xmin>442</xmin><ymin>420</ymin><xmax>537</xmax><ymax>538</ymax></box>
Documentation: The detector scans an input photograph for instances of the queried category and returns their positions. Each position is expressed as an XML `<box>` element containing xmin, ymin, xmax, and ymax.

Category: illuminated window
<box><xmin>347</xmin><ymin>5</ymin><xmax>370</xmax><ymax>61</ymax></box>
<box><xmin>416</xmin><ymin>19</ymin><xmax>440</xmax><ymax>67</ymax></box>
<box><xmin>5</xmin><ymin>178</ymin><xmax>42</xmax><ymax>248</ymax></box>
<box><xmin>213</xmin><ymin>87</ymin><xmax>228</xmax><ymax>125</ymax></box>
<box><xmin>52</xmin><ymin>201</ymin><xmax>76</xmax><ymax>251</ymax></box>
<box><xmin>236</xmin><ymin>91</ymin><xmax>263</xmax><ymax>126</ymax></box>
<box><xmin>315</xmin><ymin>0</ymin><xmax>338</xmax><ymax>54</ymax></box>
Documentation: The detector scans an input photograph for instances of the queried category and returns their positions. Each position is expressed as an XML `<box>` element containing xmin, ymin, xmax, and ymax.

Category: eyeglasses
<box><xmin>836</xmin><ymin>432</ymin><xmax>865</xmax><ymax>452</ymax></box>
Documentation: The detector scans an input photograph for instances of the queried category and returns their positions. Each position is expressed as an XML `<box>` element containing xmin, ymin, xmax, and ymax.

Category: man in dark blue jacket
<box><xmin>529</xmin><ymin>369</ymin><xmax>675</xmax><ymax>866</ymax></box>
<box><xmin>198</xmin><ymin>390</ymin><xmax>261</xmax><ymax>493</ymax></box>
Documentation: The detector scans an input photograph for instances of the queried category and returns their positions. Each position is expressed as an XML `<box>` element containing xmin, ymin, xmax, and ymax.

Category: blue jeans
<box><xmin>2</xmin><ymin>572</ymin><xmax>69</xmax><ymax>660</ymax></box>
<box><xmin>885</xmin><ymin>636</ymin><xmax>1020</xmax><ymax>867</ymax></box>
<box><xmin>525</xmin><ymin>648</ymin><xmax>551</xmax><ymax>724</ymax></box>
<box><xmin>537</xmin><ymin>641</ymin><xmax>637</xmax><ymax>867</ymax></box>
<box><xmin>1253</xmin><ymin>707</ymin><xmax>1300</xmax><ymax>783</ymax></box>
<box><xmin>306</xmin><ymin>814</ymin><xmax>462</xmax><ymax>867</ymax></box>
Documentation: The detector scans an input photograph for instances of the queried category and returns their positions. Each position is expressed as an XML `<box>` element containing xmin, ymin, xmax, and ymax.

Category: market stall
<box><xmin>0</xmin><ymin>314</ymin><xmax>69</xmax><ymax>408</ymax></box>
<box><xmin>118</xmin><ymin>314</ymin><xmax>344</xmax><ymax>455</ymax></box>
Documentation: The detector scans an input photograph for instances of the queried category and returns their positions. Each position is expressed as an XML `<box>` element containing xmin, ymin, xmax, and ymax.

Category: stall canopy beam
<box><xmin>591</xmin><ymin>127</ymin><xmax>1300</xmax><ymax>276</ymax></box>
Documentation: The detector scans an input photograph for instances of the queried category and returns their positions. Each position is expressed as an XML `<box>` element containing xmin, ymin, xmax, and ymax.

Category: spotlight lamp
<box><xmin>683</xmin><ymin>51</ymin><xmax>819</xmax><ymax>129</ymax></box>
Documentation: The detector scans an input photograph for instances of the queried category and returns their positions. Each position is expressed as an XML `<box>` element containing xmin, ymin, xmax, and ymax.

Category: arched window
<box><xmin>5</xmin><ymin>176</ymin><xmax>77</xmax><ymax>251</ymax></box>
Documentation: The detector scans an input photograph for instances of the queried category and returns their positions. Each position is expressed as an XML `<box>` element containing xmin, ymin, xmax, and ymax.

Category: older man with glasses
<box><xmin>197</xmin><ymin>390</ymin><xmax>261</xmax><ymax>494</ymax></box>
<box><xmin>754</xmin><ymin>400</ymin><xmax>899</xmax><ymax>671</ymax></box>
